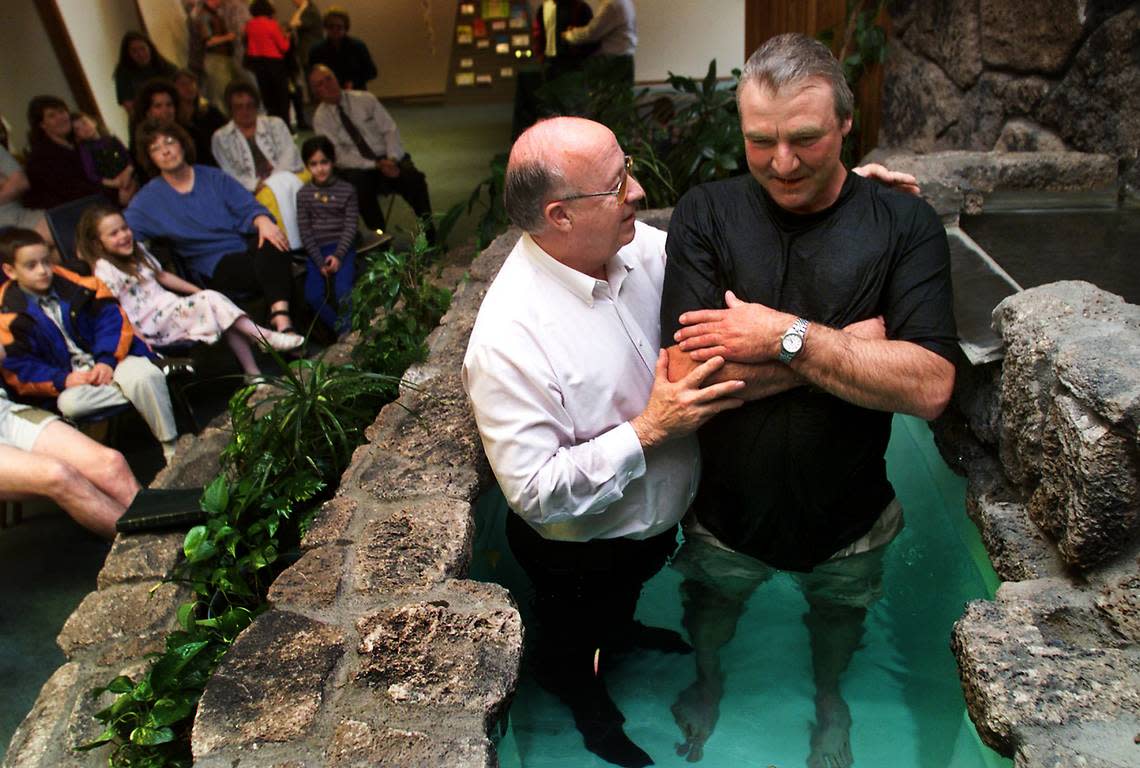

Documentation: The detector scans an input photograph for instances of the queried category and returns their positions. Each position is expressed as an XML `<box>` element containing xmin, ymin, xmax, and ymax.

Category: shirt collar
<box><xmin>519</xmin><ymin>233</ymin><xmax>636</xmax><ymax>307</ymax></box>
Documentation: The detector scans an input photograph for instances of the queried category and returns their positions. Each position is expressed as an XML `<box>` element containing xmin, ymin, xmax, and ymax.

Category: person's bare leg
<box><xmin>803</xmin><ymin>600</ymin><xmax>864</xmax><ymax>768</ymax></box>
<box><xmin>223</xmin><ymin>326</ymin><xmax>261</xmax><ymax>376</ymax></box>
<box><xmin>231</xmin><ymin>315</ymin><xmax>304</xmax><ymax>353</ymax></box>
<box><xmin>672</xmin><ymin>575</ymin><xmax>754</xmax><ymax>762</ymax></box>
<box><xmin>0</xmin><ymin>445</ymin><xmax>125</xmax><ymax>538</ymax></box>
<box><xmin>31</xmin><ymin>420</ymin><xmax>140</xmax><ymax>508</ymax></box>
<box><xmin>268</xmin><ymin>300</ymin><xmax>292</xmax><ymax>331</ymax></box>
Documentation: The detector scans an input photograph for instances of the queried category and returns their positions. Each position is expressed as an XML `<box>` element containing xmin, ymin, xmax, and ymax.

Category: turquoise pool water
<box><xmin>471</xmin><ymin>415</ymin><xmax>1012</xmax><ymax>768</ymax></box>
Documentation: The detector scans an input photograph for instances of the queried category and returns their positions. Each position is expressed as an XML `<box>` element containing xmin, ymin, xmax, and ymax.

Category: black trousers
<box><xmin>506</xmin><ymin>513</ymin><xmax>678</xmax><ymax>672</ymax></box>
<box><xmin>339</xmin><ymin>156</ymin><xmax>433</xmax><ymax>233</ymax></box>
<box><xmin>205</xmin><ymin>244</ymin><xmax>294</xmax><ymax>308</ymax></box>
<box><xmin>246</xmin><ymin>57</ymin><xmax>291</xmax><ymax>123</ymax></box>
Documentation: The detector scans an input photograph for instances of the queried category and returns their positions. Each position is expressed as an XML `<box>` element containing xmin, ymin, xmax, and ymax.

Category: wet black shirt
<box><xmin>661</xmin><ymin>172</ymin><xmax>957</xmax><ymax>571</ymax></box>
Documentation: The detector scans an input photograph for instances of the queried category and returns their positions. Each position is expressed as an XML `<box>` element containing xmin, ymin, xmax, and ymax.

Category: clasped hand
<box><xmin>254</xmin><ymin>215</ymin><xmax>289</xmax><ymax>252</ymax></box>
<box><xmin>631</xmin><ymin>351</ymin><xmax>745</xmax><ymax>448</ymax></box>
<box><xmin>674</xmin><ymin>290</ymin><xmax>793</xmax><ymax>363</ymax></box>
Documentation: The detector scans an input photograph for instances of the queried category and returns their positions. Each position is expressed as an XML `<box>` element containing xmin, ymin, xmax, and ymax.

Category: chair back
<box><xmin>45</xmin><ymin>194</ymin><xmax>107</xmax><ymax>262</ymax></box>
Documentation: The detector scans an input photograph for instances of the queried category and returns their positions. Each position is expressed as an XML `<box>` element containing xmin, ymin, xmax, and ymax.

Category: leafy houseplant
<box><xmin>454</xmin><ymin>58</ymin><xmax>746</xmax><ymax>246</ymax></box>
<box><xmin>81</xmin><ymin>229</ymin><xmax>450</xmax><ymax>767</ymax></box>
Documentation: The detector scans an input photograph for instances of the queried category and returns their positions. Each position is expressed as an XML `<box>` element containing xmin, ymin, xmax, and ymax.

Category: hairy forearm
<box><xmin>667</xmin><ymin>345</ymin><xmax>801</xmax><ymax>401</ymax></box>
<box><xmin>792</xmin><ymin>324</ymin><xmax>955</xmax><ymax>419</ymax></box>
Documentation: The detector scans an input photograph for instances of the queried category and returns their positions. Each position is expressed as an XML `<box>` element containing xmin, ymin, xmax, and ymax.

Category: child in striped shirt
<box><xmin>296</xmin><ymin>136</ymin><xmax>358</xmax><ymax>334</ymax></box>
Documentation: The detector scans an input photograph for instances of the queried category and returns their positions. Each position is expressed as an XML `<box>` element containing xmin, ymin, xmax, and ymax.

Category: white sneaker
<box><xmin>263</xmin><ymin>330</ymin><xmax>305</xmax><ymax>352</ymax></box>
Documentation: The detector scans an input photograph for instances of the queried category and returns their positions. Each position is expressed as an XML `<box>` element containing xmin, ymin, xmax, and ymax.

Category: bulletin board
<box><xmin>445</xmin><ymin>0</ymin><xmax>537</xmax><ymax>103</ymax></box>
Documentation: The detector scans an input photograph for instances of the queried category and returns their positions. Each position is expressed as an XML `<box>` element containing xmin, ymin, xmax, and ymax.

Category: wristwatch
<box><xmin>779</xmin><ymin>317</ymin><xmax>810</xmax><ymax>363</ymax></box>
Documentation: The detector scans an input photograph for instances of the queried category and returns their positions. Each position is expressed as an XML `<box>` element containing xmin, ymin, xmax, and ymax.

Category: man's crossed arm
<box><xmin>668</xmin><ymin>291</ymin><xmax>954</xmax><ymax>420</ymax></box>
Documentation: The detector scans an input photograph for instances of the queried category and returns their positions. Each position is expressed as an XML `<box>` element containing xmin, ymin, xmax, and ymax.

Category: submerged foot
<box><xmin>807</xmin><ymin>693</ymin><xmax>853</xmax><ymax>768</ymax></box>
<box><xmin>671</xmin><ymin>679</ymin><xmax>721</xmax><ymax>763</ymax></box>
<box><xmin>534</xmin><ymin>661</ymin><xmax>654</xmax><ymax>768</ymax></box>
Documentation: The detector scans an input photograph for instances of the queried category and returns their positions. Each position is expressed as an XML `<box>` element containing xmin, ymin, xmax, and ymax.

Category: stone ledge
<box><xmin>350</xmin><ymin>497</ymin><xmax>474</xmax><ymax>598</ymax></box>
<box><xmin>267</xmin><ymin>544</ymin><xmax>348</xmax><ymax>612</ymax></box>
<box><xmin>862</xmin><ymin>148</ymin><xmax>1118</xmax><ymax>219</ymax></box>
<box><xmin>353</xmin><ymin>581</ymin><xmax>522</xmax><ymax>726</ymax></box>
<box><xmin>325</xmin><ymin>719</ymin><xmax>493</xmax><ymax>768</ymax></box>
<box><xmin>95</xmin><ymin>530</ymin><xmax>185</xmax><ymax>589</ymax></box>
<box><xmin>56</xmin><ymin>581</ymin><xmax>189</xmax><ymax>666</ymax></box>
<box><xmin>952</xmin><ymin>578</ymin><xmax>1140</xmax><ymax>763</ymax></box>
<box><xmin>192</xmin><ymin>610</ymin><xmax>347</xmax><ymax>759</ymax></box>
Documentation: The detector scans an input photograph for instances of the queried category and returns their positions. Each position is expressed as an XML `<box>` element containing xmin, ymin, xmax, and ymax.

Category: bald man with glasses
<box><xmin>463</xmin><ymin>116</ymin><xmax>745</xmax><ymax>767</ymax></box>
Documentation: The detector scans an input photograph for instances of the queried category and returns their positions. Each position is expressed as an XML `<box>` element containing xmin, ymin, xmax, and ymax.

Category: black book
<box><xmin>116</xmin><ymin>487</ymin><xmax>207</xmax><ymax>534</ymax></box>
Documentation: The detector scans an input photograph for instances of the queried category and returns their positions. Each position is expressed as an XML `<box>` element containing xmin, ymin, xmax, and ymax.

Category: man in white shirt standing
<box><xmin>562</xmin><ymin>0</ymin><xmax>636</xmax><ymax>86</ymax></box>
<box><xmin>463</xmin><ymin>116</ymin><xmax>744</xmax><ymax>767</ymax></box>
<box><xmin>308</xmin><ymin>64</ymin><xmax>435</xmax><ymax>241</ymax></box>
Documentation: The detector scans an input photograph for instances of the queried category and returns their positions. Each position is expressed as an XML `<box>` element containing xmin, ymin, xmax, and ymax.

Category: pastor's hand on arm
<box><xmin>667</xmin><ymin>345</ymin><xmax>801</xmax><ymax>401</ymax></box>
<box><xmin>852</xmin><ymin>163</ymin><xmax>921</xmax><ymax>197</ymax></box>
<box><xmin>630</xmin><ymin>350</ymin><xmax>744</xmax><ymax>449</ymax></box>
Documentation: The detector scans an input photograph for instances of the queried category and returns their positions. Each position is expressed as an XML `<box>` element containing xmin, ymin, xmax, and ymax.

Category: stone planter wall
<box><xmin>937</xmin><ymin>281</ymin><xmax>1140</xmax><ymax>768</ymax></box>
<box><xmin>2</xmin><ymin>227</ymin><xmax>533</xmax><ymax>768</ymax></box>
<box><xmin>882</xmin><ymin>0</ymin><xmax>1140</xmax><ymax>197</ymax></box>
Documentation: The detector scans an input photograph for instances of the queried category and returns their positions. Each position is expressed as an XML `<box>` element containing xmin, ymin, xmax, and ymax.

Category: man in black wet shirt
<box><xmin>660</xmin><ymin>33</ymin><xmax>957</xmax><ymax>766</ymax></box>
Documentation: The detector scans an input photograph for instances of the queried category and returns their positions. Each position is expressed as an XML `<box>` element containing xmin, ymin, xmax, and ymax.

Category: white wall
<box><xmin>634</xmin><ymin>0</ymin><xmax>745</xmax><ymax>82</ymax></box>
<box><xmin>140</xmin><ymin>0</ymin><xmax>193</xmax><ymax>71</ymax></box>
<box><xmin>56</xmin><ymin>0</ymin><xmax>140</xmax><ymax>140</ymax></box>
<box><xmin>0</xmin><ymin>5</ymin><xmax>76</xmax><ymax>154</ymax></box>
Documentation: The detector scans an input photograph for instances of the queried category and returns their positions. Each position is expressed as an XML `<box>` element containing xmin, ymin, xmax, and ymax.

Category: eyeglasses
<box><xmin>147</xmin><ymin>136</ymin><xmax>180</xmax><ymax>154</ymax></box>
<box><xmin>555</xmin><ymin>155</ymin><xmax>634</xmax><ymax>206</ymax></box>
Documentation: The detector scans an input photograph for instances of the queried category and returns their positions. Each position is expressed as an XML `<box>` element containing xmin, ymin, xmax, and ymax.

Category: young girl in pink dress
<box><xmin>75</xmin><ymin>204</ymin><xmax>303</xmax><ymax>377</ymax></box>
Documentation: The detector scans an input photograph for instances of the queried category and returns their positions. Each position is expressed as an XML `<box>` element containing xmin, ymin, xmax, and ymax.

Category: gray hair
<box><xmin>503</xmin><ymin>158</ymin><xmax>565</xmax><ymax>233</ymax></box>
<box><xmin>739</xmin><ymin>33</ymin><xmax>853</xmax><ymax>122</ymax></box>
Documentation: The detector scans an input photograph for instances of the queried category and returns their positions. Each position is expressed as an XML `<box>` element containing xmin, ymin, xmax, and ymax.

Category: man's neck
<box><xmin>811</xmin><ymin>165</ymin><xmax>849</xmax><ymax>213</ymax></box>
<box><xmin>532</xmin><ymin>233</ymin><xmax>610</xmax><ymax>281</ymax></box>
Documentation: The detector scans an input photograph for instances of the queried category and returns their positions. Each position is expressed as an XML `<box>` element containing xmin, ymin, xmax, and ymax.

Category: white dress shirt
<box><xmin>564</xmin><ymin>0</ymin><xmax>637</xmax><ymax>57</ymax></box>
<box><xmin>312</xmin><ymin>90</ymin><xmax>406</xmax><ymax>171</ymax></box>
<box><xmin>211</xmin><ymin>116</ymin><xmax>303</xmax><ymax>193</ymax></box>
<box><xmin>463</xmin><ymin>222</ymin><xmax>699</xmax><ymax>542</ymax></box>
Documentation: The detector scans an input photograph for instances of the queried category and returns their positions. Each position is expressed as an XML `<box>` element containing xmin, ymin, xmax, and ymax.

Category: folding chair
<box><xmin>45</xmin><ymin>194</ymin><xmax>107</xmax><ymax>262</ymax></box>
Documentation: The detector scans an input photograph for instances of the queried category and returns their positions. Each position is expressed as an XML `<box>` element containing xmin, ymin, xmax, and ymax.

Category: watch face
<box><xmin>782</xmin><ymin>333</ymin><xmax>803</xmax><ymax>354</ymax></box>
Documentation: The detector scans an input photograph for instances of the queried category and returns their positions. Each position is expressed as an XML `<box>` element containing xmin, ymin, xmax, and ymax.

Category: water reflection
<box><xmin>474</xmin><ymin>416</ymin><xmax>1012</xmax><ymax>768</ymax></box>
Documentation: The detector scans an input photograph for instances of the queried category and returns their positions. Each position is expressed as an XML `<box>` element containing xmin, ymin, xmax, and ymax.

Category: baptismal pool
<box><xmin>470</xmin><ymin>415</ymin><xmax>1012</xmax><ymax>768</ymax></box>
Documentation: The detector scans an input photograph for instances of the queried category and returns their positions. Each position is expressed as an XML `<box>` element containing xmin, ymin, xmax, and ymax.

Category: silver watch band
<box><xmin>778</xmin><ymin>317</ymin><xmax>810</xmax><ymax>364</ymax></box>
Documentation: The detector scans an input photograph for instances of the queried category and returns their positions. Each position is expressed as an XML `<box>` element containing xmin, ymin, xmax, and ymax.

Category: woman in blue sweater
<box><xmin>124</xmin><ymin>119</ymin><xmax>297</xmax><ymax>333</ymax></box>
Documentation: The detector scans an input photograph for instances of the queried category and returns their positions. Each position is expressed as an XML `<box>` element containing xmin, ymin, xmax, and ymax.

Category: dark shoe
<box><xmin>533</xmin><ymin>657</ymin><xmax>654</xmax><ymax>768</ymax></box>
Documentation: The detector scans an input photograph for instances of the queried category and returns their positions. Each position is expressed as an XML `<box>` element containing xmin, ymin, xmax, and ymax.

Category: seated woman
<box><xmin>0</xmin><ymin>345</ymin><xmax>139</xmax><ymax>540</ymax></box>
<box><xmin>23</xmin><ymin>95</ymin><xmax>110</xmax><ymax>210</ymax></box>
<box><xmin>124</xmin><ymin>119</ymin><xmax>298</xmax><ymax>333</ymax></box>
<box><xmin>72</xmin><ymin>112</ymin><xmax>138</xmax><ymax>207</ymax></box>
<box><xmin>212</xmin><ymin>81</ymin><xmax>305</xmax><ymax>248</ymax></box>
<box><xmin>172</xmin><ymin>69</ymin><xmax>227</xmax><ymax>167</ymax></box>
<box><xmin>113</xmin><ymin>32</ymin><xmax>177</xmax><ymax>117</ymax></box>
<box><xmin>76</xmin><ymin>204</ymin><xmax>302</xmax><ymax>376</ymax></box>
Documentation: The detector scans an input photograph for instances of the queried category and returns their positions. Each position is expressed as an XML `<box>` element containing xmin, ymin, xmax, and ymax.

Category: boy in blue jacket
<box><xmin>0</xmin><ymin>228</ymin><xmax>179</xmax><ymax>461</ymax></box>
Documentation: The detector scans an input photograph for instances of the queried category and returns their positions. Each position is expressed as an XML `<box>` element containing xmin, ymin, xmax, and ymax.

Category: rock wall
<box><xmin>936</xmin><ymin>282</ymin><xmax>1140</xmax><ymax>768</ymax></box>
<box><xmin>882</xmin><ymin>0</ymin><xmax>1140</xmax><ymax>197</ymax></box>
<box><xmin>2</xmin><ymin>230</ymin><xmax>531</xmax><ymax>767</ymax></box>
